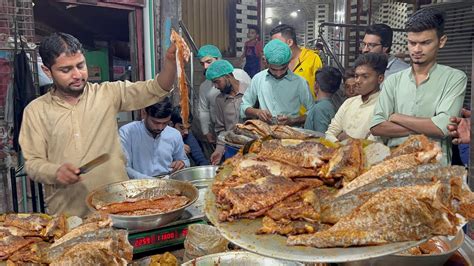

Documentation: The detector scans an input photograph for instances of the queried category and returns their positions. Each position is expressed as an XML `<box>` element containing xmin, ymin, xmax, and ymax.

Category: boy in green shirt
<box><xmin>304</xmin><ymin>66</ymin><xmax>342</xmax><ymax>133</ymax></box>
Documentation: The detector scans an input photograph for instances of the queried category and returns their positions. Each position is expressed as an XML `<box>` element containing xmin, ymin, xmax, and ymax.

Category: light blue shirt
<box><xmin>385</xmin><ymin>56</ymin><xmax>410</xmax><ymax>78</ymax></box>
<box><xmin>240</xmin><ymin>69</ymin><xmax>314</xmax><ymax>118</ymax></box>
<box><xmin>119</xmin><ymin>121</ymin><xmax>190</xmax><ymax>179</ymax></box>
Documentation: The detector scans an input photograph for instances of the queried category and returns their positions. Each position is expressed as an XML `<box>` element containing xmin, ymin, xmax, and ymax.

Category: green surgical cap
<box><xmin>197</xmin><ymin>45</ymin><xmax>222</xmax><ymax>60</ymax></box>
<box><xmin>263</xmin><ymin>39</ymin><xmax>292</xmax><ymax>65</ymax></box>
<box><xmin>205</xmin><ymin>60</ymin><xmax>234</xmax><ymax>80</ymax></box>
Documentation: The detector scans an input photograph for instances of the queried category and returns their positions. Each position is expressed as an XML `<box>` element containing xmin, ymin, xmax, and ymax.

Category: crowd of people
<box><xmin>18</xmin><ymin>7</ymin><xmax>469</xmax><ymax>216</ymax></box>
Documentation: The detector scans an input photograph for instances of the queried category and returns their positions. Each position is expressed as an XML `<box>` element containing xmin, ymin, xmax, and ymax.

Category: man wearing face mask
<box><xmin>270</xmin><ymin>24</ymin><xmax>323</xmax><ymax>115</ymax></box>
<box><xmin>205</xmin><ymin>60</ymin><xmax>249</xmax><ymax>165</ymax></box>
<box><xmin>240</xmin><ymin>39</ymin><xmax>313</xmax><ymax>126</ymax></box>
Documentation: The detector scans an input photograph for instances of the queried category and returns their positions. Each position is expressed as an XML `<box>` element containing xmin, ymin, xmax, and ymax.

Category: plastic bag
<box><xmin>183</xmin><ymin>224</ymin><xmax>228</xmax><ymax>262</ymax></box>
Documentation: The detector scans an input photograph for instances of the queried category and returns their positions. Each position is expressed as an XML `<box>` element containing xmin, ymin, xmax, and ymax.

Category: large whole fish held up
<box><xmin>171</xmin><ymin>30</ymin><xmax>191</xmax><ymax>128</ymax></box>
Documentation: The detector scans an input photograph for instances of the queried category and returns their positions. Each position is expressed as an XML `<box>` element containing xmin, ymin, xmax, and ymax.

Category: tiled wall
<box><xmin>236</xmin><ymin>0</ymin><xmax>259</xmax><ymax>57</ymax></box>
<box><xmin>373</xmin><ymin>0</ymin><xmax>414</xmax><ymax>55</ymax></box>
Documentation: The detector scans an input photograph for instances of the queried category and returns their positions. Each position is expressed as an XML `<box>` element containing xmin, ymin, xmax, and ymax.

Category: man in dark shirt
<box><xmin>171</xmin><ymin>107</ymin><xmax>210</xmax><ymax>166</ymax></box>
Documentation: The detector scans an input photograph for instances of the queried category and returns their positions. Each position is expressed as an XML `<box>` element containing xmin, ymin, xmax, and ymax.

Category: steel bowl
<box><xmin>169</xmin><ymin>166</ymin><xmax>218</xmax><ymax>188</ymax></box>
<box><xmin>170</xmin><ymin>166</ymin><xmax>218</xmax><ymax>214</ymax></box>
<box><xmin>85</xmin><ymin>179</ymin><xmax>198</xmax><ymax>231</ymax></box>
<box><xmin>181</xmin><ymin>251</ymin><xmax>304</xmax><ymax>266</ymax></box>
<box><xmin>343</xmin><ymin>229</ymin><xmax>466</xmax><ymax>266</ymax></box>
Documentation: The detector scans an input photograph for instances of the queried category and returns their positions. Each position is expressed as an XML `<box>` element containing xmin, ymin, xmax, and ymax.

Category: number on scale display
<box><xmin>132</xmin><ymin>228</ymin><xmax>189</xmax><ymax>248</ymax></box>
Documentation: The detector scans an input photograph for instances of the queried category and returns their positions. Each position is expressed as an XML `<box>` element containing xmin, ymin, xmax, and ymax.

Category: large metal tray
<box><xmin>86</xmin><ymin>179</ymin><xmax>198</xmax><ymax>231</ymax></box>
<box><xmin>204</xmin><ymin>188</ymin><xmax>425</xmax><ymax>263</ymax></box>
<box><xmin>181</xmin><ymin>251</ymin><xmax>304</xmax><ymax>266</ymax></box>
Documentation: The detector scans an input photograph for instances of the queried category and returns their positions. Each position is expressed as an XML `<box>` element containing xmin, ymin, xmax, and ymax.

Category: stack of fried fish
<box><xmin>0</xmin><ymin>213</ymin><xmax>133</xmax><ymax>265</ymax></box>
<box><xmin>212</xmin><ymin>134</ymin><xmax>474</xmax><ymax>248</ymax></box>
<box><xmin>224</xmin><ymin>120</ymin><xmax>317</xmax><ymax>145</ymax></box>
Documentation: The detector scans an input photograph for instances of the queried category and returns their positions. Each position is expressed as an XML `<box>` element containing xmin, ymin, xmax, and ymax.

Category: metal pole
<box><xmin>260</xmin><ymin>0</ymin><xmax>265</xmax><ymax>44</ymax></box>
<box><xmin>10</xmin><ymin>167</ymin><xmax>18</xmax><ymax>213</ymax></box>
<box><xmin>467</xmin><ymin>38</ymin><xmax>473</xmax><ymax>240</ymax></box>
<box><xmin>30</xmin><ymin>179</ymin><xmax>37</xmax><ymax>212</ymax></box>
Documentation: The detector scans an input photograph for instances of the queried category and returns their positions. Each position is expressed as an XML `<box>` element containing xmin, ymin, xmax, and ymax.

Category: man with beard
<box><xmin>196</xmin><ymin>45</ymin><xmax>250</xmax><ymax>148</ymax></box>
<box><xmin>370</xmin><ymin>7</ymin><xmax>467</xmax><ymax>165</ymax></box>
<box><xmin>19</xmin><ymin>32</ymin><xmax>177</xmax><ymax>217</ymax></box>
<box><xmin>119</xmin><ymin>98</ymin><xmax>189</xmax><ymax>179</ymax></box>
<box><xmin>360</xmin><ymin>23</ymin><xmax>409</xmax><ymax>77</ymax></box>
<box><xmin>205</xmin><ymin>60</ymin><xmax>249</xmax><ymax>165</ymax></box>
<box><xmin>240</xmin><ymin>39</ymin><xmax>313</xmax><ymax>126</ymax></box>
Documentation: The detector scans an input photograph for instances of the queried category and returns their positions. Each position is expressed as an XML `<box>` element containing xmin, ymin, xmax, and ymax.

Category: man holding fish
<box><xmin>19</xmin><ymin>32</ymin><xmax>177</xmax><ymax>217</ymax></box>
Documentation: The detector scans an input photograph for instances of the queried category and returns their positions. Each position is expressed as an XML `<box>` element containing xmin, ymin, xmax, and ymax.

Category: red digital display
<box><xmin>132</xmin><ymin>227</ymin><xmax>189</xmax><ymax>248</ymax></box>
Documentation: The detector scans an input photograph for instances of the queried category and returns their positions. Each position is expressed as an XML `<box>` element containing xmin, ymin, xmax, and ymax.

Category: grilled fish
<box><xmin>257</xmin><ymin>216</ymin><xmax>329</xmax><ymax>236</ymax></box>
<box><xmin>8</xmin><ymin>241</ymin><xmax>51</xmax><ymax>264</ymax></box>
<box><xmin>336</xmin><ymin>146</ymin><xmax>441</xmax><ymax>197</ymax></box>
<box><xmin>231</xmin><ymin>158</ymin><xmax>318</xmax><ymax>179</ymax></box>
<box><xmin>319</xmin><ymin>165</ymin><xmax>466</xmax><ymax>224</ymax></box>
<box><xmin>257</xmin><ymin>139</ymin><xmax>335</xmax><ymax>169</ymax></box>
<box><xmin>389</xmin><ymin>134</ymin><xmax>435</xmax><ymax>158</ymax></box>
<box><xmin>46</xmin><ymin>228</ymin><xmax>132</xmax><ymax>263</ymax></box>
<box><xmin>318</xmin><ymin>138</ymin><xmax>363</xmax><ymax>182</ymax></box>
<box><xmin>270</xmin><ymin>125</ymin><xmax>311</xmax><ymax>139</ymax></box>
<box><xmin>0</xmin><ymin>225</ymin><xmax>39</xmax><ymax>238</ymax></box>
<box><xmin>288</xmin><ymin>181</ymin><xmax>465</xmax><ymax>248</ymax></box>
<box><xmin>217</xmin><ymin>175</ymin><xmax>308</xmax><ymax>221</ymax></box>
<box><xmin>225</xmin><ymin>130</ymin><xmax>254</xmax><ymax>145</ymax></box>
<box><xmin>235</xmin><ymin>120</ymin><xmax>273</xmax><ymax>138</ymax></box>
<box><xmin>97</xmin><ymin>194</ymin><xmax>189</xmax><ymax>215</ymax></box>
<box><xmin>0</xmin><ymin>235</ymin><xmax>40</xmax><ymax>260</ymax></box>
<box><xmin>4</xmin><ymin>213</ymin><xmax>51</xmax><ymax>232</ymax></box>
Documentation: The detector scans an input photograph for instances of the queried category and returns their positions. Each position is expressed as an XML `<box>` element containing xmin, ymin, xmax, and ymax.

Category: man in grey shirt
<box><xmin>205</xmin><ymin>60</ymin><xmax>249</xmax><ymax>165</ymax></box>
<box><xmin>361</xmin><ymin>23</ymin><xmax>409</xmax><ymax>77</ymax></box>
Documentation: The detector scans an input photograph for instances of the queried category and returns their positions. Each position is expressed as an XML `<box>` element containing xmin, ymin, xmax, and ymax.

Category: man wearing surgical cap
<box><xmin>205</xmin><ymin>60</ymin><xmax>249</xmax><ymax>165</ymax></box>
<box><xmin>270</xmin><ymin>24</ymin><xmax>323</xmax><ymax>115</ymax></box>
<box><xmin>196</xmin><ymin>45</ymin><xmax>251</xmax><ymax>159</ymax></box>
<box><xmin>240</xmin><ymin>39</ymin><xmax>314</xmax><ymax>126</ymax></box>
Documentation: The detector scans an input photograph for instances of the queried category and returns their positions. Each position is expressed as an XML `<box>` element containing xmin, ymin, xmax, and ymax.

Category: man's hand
<box><xmin>205</xmin><ymin>133</ymin><xmax>216</xmax><ymax>144</ymax></box>
<box><xmin>461</xmin><ymin>108</ymin><xmax>471</xmax><ymax>118</ymax></box>
<box><xmin>56</xmin><ymin>163</ymin><xmax>81</xmax><ymax>185</ymax></box>
<box><xmin>165</xmin><ymin>43</ymin><xmax>177</xmax><ymax>60</ymax></box>
<box><xmin>448</xmin><ymin>116</ymin><xmax>470</xmax><ymax>145</ymax></box>
<box><xmin>170</xmin><ymin>160</ymin><xmax>185</xmax><ymax>172</ymax></box>
<box><xmin>276</xmin><ymin>115</ymin><xmax>292</xmax><ymax>126</ymax></box>
<box><xmin>388</xmin><ymin>113</ymin><xmax>401</xmax><ymax>123</ymax></box>
<box><xmin>184</xmin><ymin>144</ymin><xmax>191</xmax><ymax>154</ymax></box>
<box><xmin>337</xmin><ymin>131</ymin><xmax>350</xmax><ymax>141</ymax></box>
<box><xmin>210</xmin><ymin>151</ymin><xmax>224</xmax><ymax>165</ymax></box>
<box><xmin>257</xmin><ymin>109</ymin><xmax>272</xmax><ymax>123</ymax></box>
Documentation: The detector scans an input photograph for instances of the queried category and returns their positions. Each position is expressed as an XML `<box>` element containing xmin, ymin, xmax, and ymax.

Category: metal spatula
<box><xmin>78</xmin><ymin>154</ymin><xmax>110</xmax><ymax>174</ymax></box>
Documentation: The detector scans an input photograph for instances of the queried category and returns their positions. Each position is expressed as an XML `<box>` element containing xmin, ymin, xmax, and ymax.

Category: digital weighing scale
<box><xmin>127</xmin><ymin>194</ymin><xmax>207</xmax><ymax>255</ymax></box>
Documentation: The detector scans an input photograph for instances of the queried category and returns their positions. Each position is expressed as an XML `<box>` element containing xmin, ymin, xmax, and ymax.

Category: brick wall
<box><xmin>235</xmin><ymin>0</ymin><xmax>258</xmax><ymax>57</ymax></box>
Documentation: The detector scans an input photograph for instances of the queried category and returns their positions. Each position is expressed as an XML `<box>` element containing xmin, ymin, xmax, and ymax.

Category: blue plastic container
<box><xmin>224</xmin><ymin>144</ymin><xmax>240</xmax><ymax>160</ymax></box>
